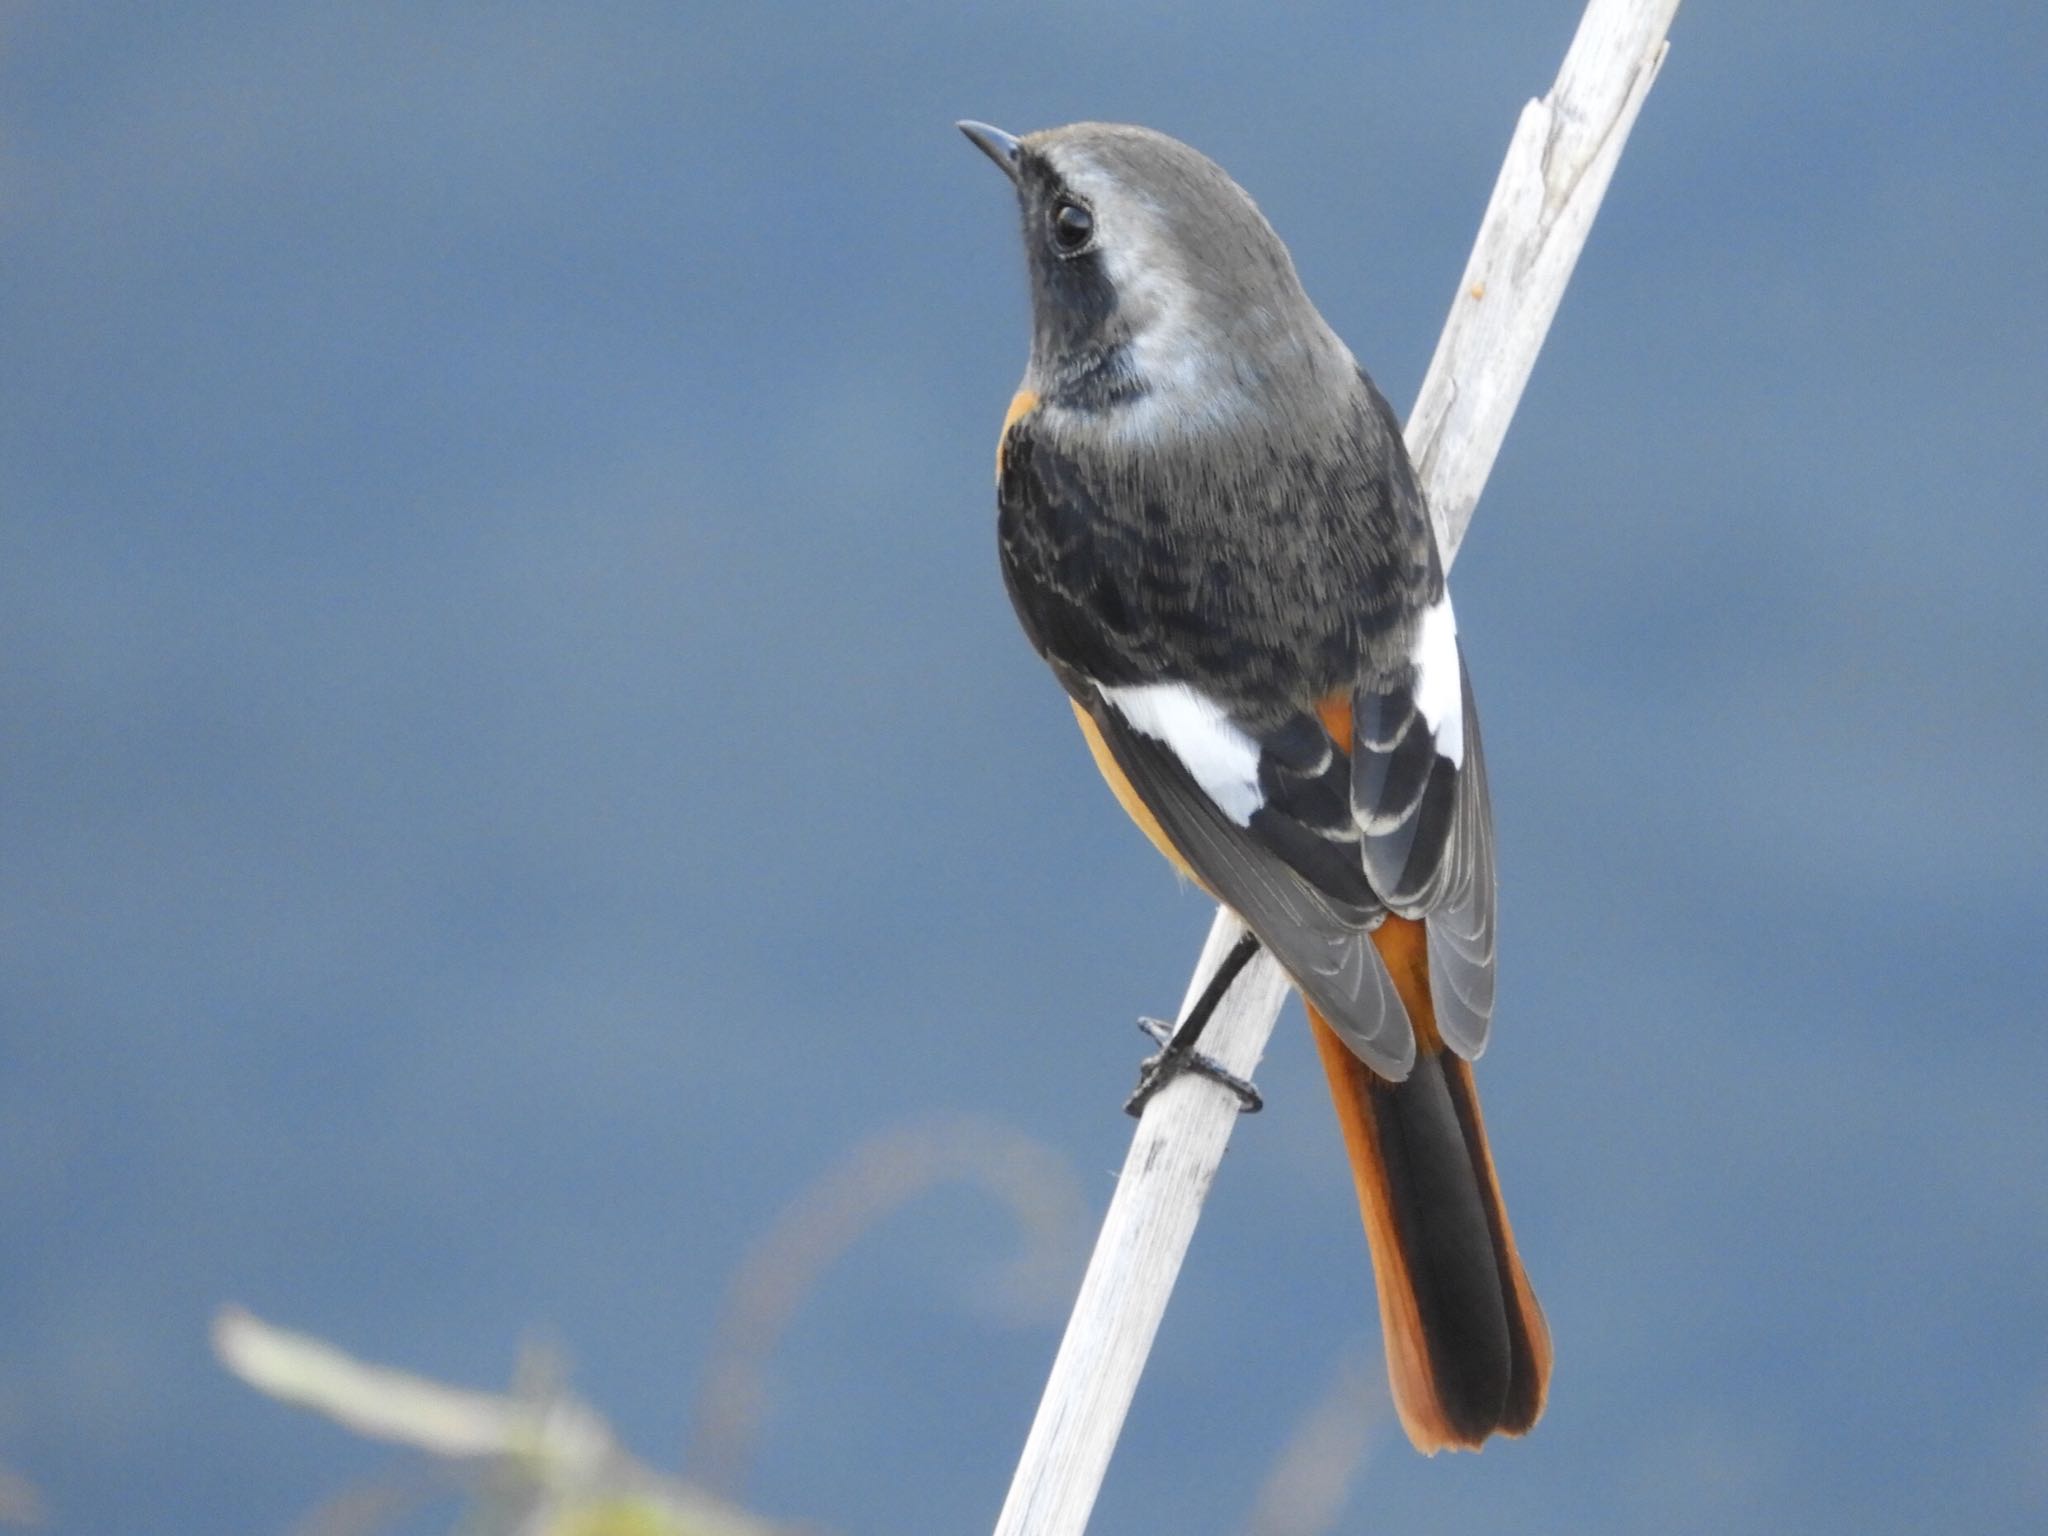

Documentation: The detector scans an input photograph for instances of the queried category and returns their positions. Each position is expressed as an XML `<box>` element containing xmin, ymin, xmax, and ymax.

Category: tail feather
<box><xmin>1306</xmin><ymin>916</ymin><xmax>1551</xmax><ymax>1453</ymax></box>
<box><xmin>1439</xmin><ymin>1050</ymin><xmax>1550</xmax><ymax>1435</ymax></box>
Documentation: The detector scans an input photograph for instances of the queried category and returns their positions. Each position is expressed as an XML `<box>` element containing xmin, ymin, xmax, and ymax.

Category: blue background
<box><xmin>4</xmin><ymin>3</ymin><xmax>2045</xmax><ymax>1531</ymax></box>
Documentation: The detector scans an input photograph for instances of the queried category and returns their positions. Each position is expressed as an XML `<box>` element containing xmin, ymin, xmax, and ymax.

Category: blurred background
<box><xmin>4</xmin><ymin>2</ymin><xmax>2045</xmax><ymax>1532</ymax></box>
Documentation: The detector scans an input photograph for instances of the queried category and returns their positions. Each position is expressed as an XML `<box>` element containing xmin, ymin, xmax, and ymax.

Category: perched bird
<box><xmin>960</xmin><ymin>120</ymin><xmax>1551</xmax><ymax>1453</ymax></box>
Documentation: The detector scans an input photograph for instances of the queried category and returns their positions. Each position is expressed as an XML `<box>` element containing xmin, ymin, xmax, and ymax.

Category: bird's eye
<box><xmin>1051</xmin><ymin>201</ymin><xmax>1094</xmax><ymax>253</ymax></box>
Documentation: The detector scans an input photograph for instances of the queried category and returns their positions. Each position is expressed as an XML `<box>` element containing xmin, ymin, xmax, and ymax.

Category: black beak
<box><xmin>957</xmin><ymin>120</ymin><xmax>1022</xmax><ymax>185</ymax></box>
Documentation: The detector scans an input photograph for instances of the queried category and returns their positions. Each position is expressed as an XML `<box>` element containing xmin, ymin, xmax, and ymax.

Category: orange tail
<box><xmin>1307</xmin><ymin>916</ymin><xmax>1552</xmax><ymax>1453</ymax></box>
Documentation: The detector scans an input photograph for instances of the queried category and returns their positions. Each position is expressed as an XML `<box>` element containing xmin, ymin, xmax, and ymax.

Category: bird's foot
<box><xmin>1120</xmin><ymin>928</ymin><xmax>1265</xmax><ymax>1116</ymax></box>
<box><xmin>1125</xmin><ymin>1016</ymin><xmax>1263</xmax><ymax>1116</ymax></box>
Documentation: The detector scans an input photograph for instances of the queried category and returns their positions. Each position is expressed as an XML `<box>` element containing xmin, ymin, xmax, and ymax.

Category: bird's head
<box><xmin>959</xmin><ymin>120</ymin><xmax>1345</xmax><ymax>423</ymax></box>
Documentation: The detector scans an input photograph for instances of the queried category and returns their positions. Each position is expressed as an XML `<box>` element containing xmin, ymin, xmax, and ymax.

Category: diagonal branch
<box><xmin>991</xmin><ymin>4</ymin><xmax>1680</xmax><ymax>1533</ymax></box>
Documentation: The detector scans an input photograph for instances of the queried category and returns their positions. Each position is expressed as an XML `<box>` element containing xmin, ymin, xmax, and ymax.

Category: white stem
<box><xmin>991</xmin><ymin>4</ymin><xmax>1680</xmax><ymax>1534</ymax></box>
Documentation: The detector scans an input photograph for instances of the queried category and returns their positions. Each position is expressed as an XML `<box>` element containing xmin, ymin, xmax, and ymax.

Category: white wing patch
<box><xmin>1101</xmin><ymin>681</ymin><xmax>1264</xmax><ymax>825</ymax></box>
<box><xmin>1413</xmin><ymin>594</ymin><xmax>1465</xmax><ymax>768</ymax></box>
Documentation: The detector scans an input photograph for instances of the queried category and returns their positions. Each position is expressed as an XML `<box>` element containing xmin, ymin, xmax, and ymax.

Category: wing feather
<box><xmin>1085</xmin><ymin>696</ymin><xmax>1416</xmax><ymax>1079</ymax></box>
<box><xmin>1350</xmin><ymin>638</ymin><xmax>1497</xmax><ymax>1056</ymax></box>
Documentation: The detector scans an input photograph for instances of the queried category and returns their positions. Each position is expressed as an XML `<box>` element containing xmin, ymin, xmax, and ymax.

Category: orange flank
<box><xmin>1070</xmin><ymin>701</ymin><xmax>1208</xmax><ymax>890</ymax></box>
<box><xmin>996</xmin><ymin>387</ymin><xmax>1040</xmax><ymax>480</ymax></box>
<box><xmin>1314</xmin><ymin>690</ymin><xmax>1354</xmax><ymax>754</ymax></box>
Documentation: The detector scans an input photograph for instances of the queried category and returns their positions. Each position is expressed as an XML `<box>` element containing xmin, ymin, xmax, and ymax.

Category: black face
<box><xmin>1013</xmin><ymin>151</ymin><xmax>1125</xmax><ymax>387</ymax></box>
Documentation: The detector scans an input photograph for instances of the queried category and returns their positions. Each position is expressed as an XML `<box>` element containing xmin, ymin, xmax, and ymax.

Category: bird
<box><xmin>959</xmin><ymin>119</ymin><xmax>1551</xmax><ymax>1453</ymax></box>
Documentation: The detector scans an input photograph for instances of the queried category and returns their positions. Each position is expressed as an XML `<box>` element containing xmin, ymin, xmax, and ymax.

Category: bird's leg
<box><xmin>1126</xmin><ymin>930</ymin><xmax>1265</xmax><ymax>1116</ymax></box>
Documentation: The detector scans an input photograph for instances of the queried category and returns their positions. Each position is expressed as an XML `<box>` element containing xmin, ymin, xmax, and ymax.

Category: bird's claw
<box><xmin>1125</xmin><ymin>1017</ymin><xmax>1263</xmax><ymax>1117</ymax></box>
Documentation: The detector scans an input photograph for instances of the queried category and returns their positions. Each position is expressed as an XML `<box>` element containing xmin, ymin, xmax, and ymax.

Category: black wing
<box><xmin>1351</xmin><ymin>633</ymin><xmax>1497</xmax><ymax>1057</ymax></box>
<box><xmin>1080</xmin><ymin>691</ymin><xmax>1417</xmax><ymax>1080</ymax></box>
